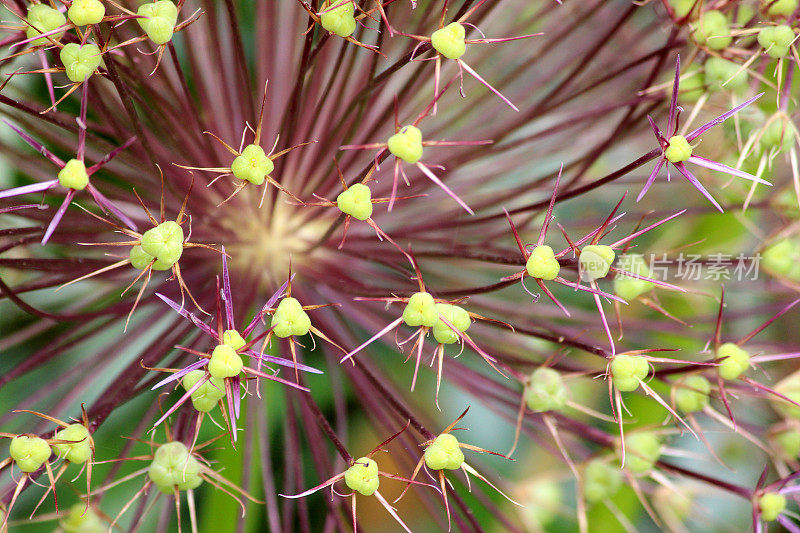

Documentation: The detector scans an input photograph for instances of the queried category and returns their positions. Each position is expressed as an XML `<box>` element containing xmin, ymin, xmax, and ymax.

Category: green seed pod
<box><xmin>692</xmin><ymin>11</ymin><xmax>732</xmax><ymax>50</ymax></box>
<box><xmin>614</xmin><ymin>254</ymin><xmax>655</xmax><ymax>301</ymax></box>
<box><xmin>525</xmin><ymin>367</ymin><xmax>568</xmax><ymax>412</ymax></box>
<box><xmin>59</xmin><ymin>503</ymin><xmax>105</xmax><ymax>533</ymax></box>
<box><xmin>526</xmin><ymin>245</ymin><xmax>560</xmax><ymax>280</ymax></box>
<box><xmin>717</xmin><ymin>342</ymin><xmax>750</xmax><ymax>380</ymax></box>
<box><xmin>147</xmin><ymin>441</ymin><xmax>203</xmax><ymax>493</ymax></box>
<box><xmin>402</xmin><ymin>292</ymin><xmax>439</xmax><ymax>328</ymax></box>
<box><xmin>57</xmin><ymin>158</ymin><xmax>90</xmax><ymax>190</ymax></box>
<box><xmin>222</xmin><ymin>329</ymin><xmax>246</xmax><ymax>350</ymax></box>
<box><xmin>762</xmin><ymin>238</ymin><xmax>800</xmax><ymax>280</ymax></box>
<box><xmin>68</xmin><ymin>0</ymin><xmax>106</xmax><ymax>27</ymax></box>
<box><xmin>271</xmin><ymin>297</ymin><xmax>312</xmax><ymax>337</ymax></box>
<box><xmin>774</xmin><ymin>427</ymin><xmax>800</xmax><ymax>458</ymax></box>
<box><xmin>676</xmin><ymin>66</ymin><xmax>705</xmax><ymax>103</ymax></box>
<box><xmin>424</xmin><ymin>433</ymin><xmax>465</xmax><ymax>471</ymax></box>
<box><xmin>579</xmin><ymin>244</ymin><xmax>615</xmax><ymax>281</ymax></box>
<box><xmin>9</xmin><ymin>435</ymin><xmax>51</xmax><ymax>473</ymax></box>
<box><xmin>583</xmin><ymin>459</ymin><xmax>622</xmax><ymax>503</ymax></box>
<box><xmin>182</xmin><ymin>370</ymin><xmax>225</xmax><ymax>412</ymax></box>
<box><xmin>669</xmin><ymin>0</ymin><xmax>698</xmax><ymax>19</ymax></box>
<box><xmin>759</xmin><ymin>492</ymin><xmax>786</xmax><ymax>521</ymax></box>
<box><xmin>772</xmin><ymin>370</ymin><xmax>800</xmax><ymax>420</ymax></box>
<box><xmin>343</xmin><ymin>456</ymin><xmax>380</xmax><ymax>496</ymax></box>
<box><xmin>52</xmin><ymin>423</ymin><xmax>91</xmax><ymax>464</ymax></box>
<box><xmin>140</xmin><ymin>220</ymin><xmax>184</xmax><ymax>267</ymax></box>
<box><xmin>758</xmin><ymin>25</ymin><xmax>795</xmax><ymax>58</ymax></box>
<box><xmin>26</xmin><ymin>4</ymin><xmax>66</xmax><ymax>46</ymax></box>
<box><xmin>137</xmin><ymin>0</ymin><xmax>178</xmax><ymax>45</ymax></box>
<box><xmin>610</xmin><ymin>353</ymin><xmax>649</xmax><ymax>392</ymax></box>
<box><xmin>704</xmin><ymin>57</ymin><xmax>748</xmax><ymax>92</ymax></box>
<box><xmin>762</xmin><ymin>0</ymin><xmax>799</xmax><ymax>17</ymax></box>
<box><xmin>336</xmin><ymin>183</ymin><xmax>373</xmax><ymax>221</ymax></box>
<box><xmin>432</xmin><ymin>303</ymin><xmax>470</xmax><ymax>344</ymax></box>
<box><xmin>737</xmin><ymin>5</ymin><xmax>757</xmax><ymax>25</ymax></box>
<box><xmin>60</xmin><ymin>43</ymin><xmax>102</xmax><ymax>83</ymax></box>
<box><xmin>207</xmin><ymin>344</ymin><xmax>243</xmax><ymax>379</ymax></box>
<box><xmin>319</xmin><ymin>0</ymin><xmax>356</xmax><ymax>38</ymax></box>
<box><xmin>431</xmin><ymin>22</ymin><xmax>467</xmax><ymax>60</ymax></box>
<box><xmin>387</xmin><ymin>125</ymin><xmax>424</xmax><ymax>164</ymax></box>
<box><xmin>760</xmin><ymin>119</ymin><xmax>796</xmax><ymax>153</ymax></box>
<box><xmin>231</xmin><ymin>144</ymin><xmax>273</xmax><ymax>185</ymax></box>
<box><xmin>674</xmin><ymin>375</ymin><xmax>711</xmax><ymax>413</ymax></box>
<box><xmin>664</xmin><ymin>135</ymin><xmax>693</xmax><ymax>163</ymax></box>
<box><xmin>620</xmin><ymin>431</ymin><xmax>663</xmax><ymax>475</ymax></box>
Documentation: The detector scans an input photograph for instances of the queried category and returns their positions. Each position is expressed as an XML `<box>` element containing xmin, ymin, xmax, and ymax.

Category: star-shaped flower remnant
<box><xmin>281</xmin><ymin>423</ymin><xmax>434</xmax><ymax>533</ymax></box>
<box><xmin>639</xmin><ymin>56</ymin><xmax>771</xmax><ymax>211</ymax></box>
<box><xmin>0</xmin><ymin>86</ymin><xmax>136</xmax><ymax>244</ymax></box>
<box><xmin>150</xmin><ymin>250</ymin><xmax>322</xmax><ymax>442</ymax></box>
<box><xmin>340</xmin><ymin>85</ymin><xmax>492</xmax><ymax>213</ymax></box>
<box><xmin>396</xmin><ymin>0</ymin><xmax>541</xmax><ymax>112</ymax></box>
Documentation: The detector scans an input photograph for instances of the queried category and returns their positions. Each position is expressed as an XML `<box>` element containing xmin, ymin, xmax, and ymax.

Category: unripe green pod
<box><xmin>147</xmin><ymin>441</ymin><xmax>203</xmax><ymax>493</ymax></box>
<box><xmin>692</xmin><ymin>11</ymin><xmax>732</xmax><ymax>50</ymax></box>
<box><xmin>669</xmin><ymin>0</ymin><xmax>698</xmax><ymax>19</ymax></box>
<box><xmin>182</xmin><ymin>370</ymin><xmax>225</xmax><ymax>412</ymax></box>
<box><xmin>610</xmin><ymin>354</ymin><xmax>649</xmax><ymax>392</ymax></box>
<box><xmin>222</xmin><ymin>329</ymin><xmax>246</xmax><ymax>350</ymax></box>
<box><xmin>583</xmin><ymin>459</ymin><xmax>622</xmax><ymax>503</ymax></box>
<box><xmin>137</xmin><ymin>1</ymin><xmax>178</xmax><ymax>45</ymax></box>
<box><xmin>387</xmin><ymin>125</ymin><xmax>423</xmax><ymax>164</ymax></box>
<box><xmin>60</xmin><ymin>43</ymin><xmax>102</xmax><ymax>83</ymax></box>
<box><xmin>760</xmin><ymin>119</ymin><xmax>796</xmax><ymax>153</ymax></box>
<box><xmin>402</xmin><ymin>292</ymin><xmax>438</xmax><ymax>328</ymax></box>
<box><xmin>343</xmin><ymin>457</ymin><xmax>380</xmax><ymax>496</ymax></box>
<box><xmin>140</xmin><ymin>221</ymin><xmax>184</xmax><ymax>267</ymax></box>
<box><xmin>717</xmin><ymin>342</ymin><xmax>750</xmax><ymax>380</ymax></box>
<box><xmin>579</xmin><ymin>245</ymin><xmax>615</xmax><ymax>281</ymax></box>
<box><xmin>337</xmin><ymin>183</ymin><xmax>373</xmax><ymax>221</ymax></box>
<box><xmin>619</xmin><ymin>431</ymin><xmax>663</xmax><ymax>475</ymax></box>
<box><xmin>762</xmin><ymin>0</ymin><xmax>799</xmax><ymax>17</ymax></box>
<box><xmin>9</xmin><ymin>435</ymin><xmax>51</xmax><ymax>473</ymax></box>
<box><xmin>675</xmin><ymin>66</ymin><xmax>705</xmax><ymax>103</ymax></box>
<box><xmin>231</xmin><ymin>144</ymin><xmax>273</xmax><ymax>185</ymax></box>
<box><xmin>432</xmin><ymin>303</ymin><xmax>470</xmax><ymax>344</ymax></box>
<box><xmin>704</xmin><ymin>57</ymin><xmax>748</xmax><ymax>92</ymax></box>
<box><xmin>759</xmin><ymin>492</ymin><xmax>786</xmax><ymax>521</ymax></box>
<box><xmin>664</xmin><ymin>135</ymin><xmax>692</xmax><ymax>163</ymax></box>
<box><xmin>271</xmin><ymin>297</ymin><xmax>311</xmax><ymax>337</ymax></box>
<box><xmin>58</xmin><ymin>159</ymin><xmax>89</xmax><ymax>190</ymax></box>
<box><xmin>614</xmin><ymin>254</ymin><xmax>655</xmax><ymax>301</ymax></box>
<box><xmin>60</xmin><ymin>503</ymin><xmax>105</xmax><ymax>533</ymax></box>
<box><xmin>68</xmin><ymin>0</ymin><xmax>106</xmax><ymax>27</ymax></box>
<box><xmin>424</xmin><ymin>433</ymin><xmax>465</xmax><ymax>470</ymax></box>
<box><xmin>52</xmin><ymin>423</ymin><xmax>92</xmax><ymax>464</ymax></box>
<box><xmin>762</xmin><ymin>238</ymin><xmax>800</xmax><ymax>280</ymax></box>
<box><xmin>758</xmin><ymin>25</ymin><xmax>795</xmax><ymax>58</ymax></box>
<box><xmin>772</xmin><ymin>370</ymin><xmax>800</xmax><ymax>420</ymax></box>
<box><xmin>320</xmin><ymin>0</ymin><xmax>356</xmax><ymax>37</ymax></box>
<box><xmin>774</xmin><ymin>427</ymin><xmax>800</xmax><ymax>458</ymax></box>
<box><xmin>526</xmin><ymin>245</ymin><xmax>560</xmax><ymax>280</ymax></box>
<box><xmin>26</xmin><ymin>4</ymin><xmax>66</xmax><ymax>46</ymax></box>
<box><xmin>431</xmin><ymin>22</ymin><xmax>466</xmax><ymax>60</ymax></box>
<box><xmin>675</xmin><ymin>375</ymin><xmax>711</xmax><ymax>413</ymax></box>
<box><xmin>525</xmin><ymin>367</ymin><xmax>568</xmax><ymax>412</ymax></box>
<box><xmin>207</xmin><ymin>344</ymin><xmax>243</xmax><ymax>379</ymax></box>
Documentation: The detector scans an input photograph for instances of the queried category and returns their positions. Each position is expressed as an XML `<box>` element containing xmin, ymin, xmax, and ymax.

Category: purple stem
<box><xmin>41</xmin><ymin>189</ymin><xmax>75</xmax><ymax>245</ymax></box>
